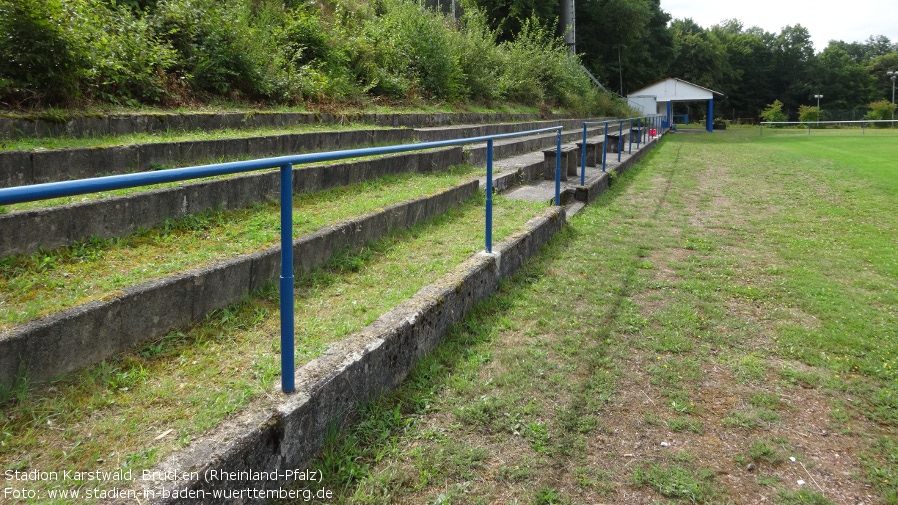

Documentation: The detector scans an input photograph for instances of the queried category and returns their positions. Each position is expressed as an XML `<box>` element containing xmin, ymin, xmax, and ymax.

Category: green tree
<box><xmin>668</xmin><ymin>18</ymin><xmax>728</xmax><ymax>90</ymax></box>
<box><xmin>865</xmin><ymin>99</ymin><xmax>896</xmax><ymax>125</ymax></box>
<box><xmin>815</xmin><ymin>43</ymin><xmax>876</xmax><ymax>113</ymax></box>
<box><xmin>771</xmin><ymin>25</ymin><xmax>817</xmax><ymax>114</ymax></box>
<box><xmin>709</xmin><ymin>22</ymin><xmax>776</xmax><ymax>119</ymax></box>
<box><xmin>574</xmin><ymin>0</ymin><xmax>659</xmax><ymax>94</ymax></box>
<box><xmin>798</xmin><ymin>104</ymin><xmax>820</xmax><ymax>123</ymax></box>
<box><xmin>868</xmin><ymin>51</ymin><xmax>898</xmax><ymax>102</ymax></box>
<box><xmin>761</xmin><ymin>99</ymin><xmax>787</xmax><ymax>123</ymax></box>
<box><xmin>470</xmin><ymin>0</ymin><xmax>559</xmax><ymax>42</ymax></box>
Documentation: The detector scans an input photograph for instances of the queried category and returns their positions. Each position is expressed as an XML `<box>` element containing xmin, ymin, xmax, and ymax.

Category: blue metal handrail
<box><xmin>0</xmin><ymin>125</ymin><xmax>565</xmax><ymax>393</ymax></box>
<box><xmin>578</xmin><ymin>115</ymin><xmax>664</xmax><ymax>184</ymax></box>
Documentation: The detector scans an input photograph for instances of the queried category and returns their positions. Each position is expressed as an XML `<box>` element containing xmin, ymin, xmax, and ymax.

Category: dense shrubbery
<box><xmin>797</xmin><ymin>105</ymin><xmax>821</xmax><ymax>123</ymax></box>
<box><xmin>865</xmin><ymin>99</ymin><xmax>897</xmax><ymax>126</ymax></box>
<box><xmin>0</xmin><ymin>0</ymin><xmax>627</xmax><ymax>116</ymax></box>
<box><xmin>760</xmin><ymin>100</ymin><xmax>787</xmax><ymax>123</ymax></box>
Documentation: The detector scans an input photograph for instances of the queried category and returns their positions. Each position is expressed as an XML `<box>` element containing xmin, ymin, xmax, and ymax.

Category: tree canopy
<box><xmin>1</xmin><ymin>0</ymin><xmax>896</xmax><ymax>119</ymax></box>
<box><xmin>473</xmin><ymin>0</ymin><xmax>897</xmax><ymax>120</ymax></box>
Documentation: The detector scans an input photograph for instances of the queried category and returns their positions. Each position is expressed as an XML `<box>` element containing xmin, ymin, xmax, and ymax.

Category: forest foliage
<box><xmin>0</xmin><ymin>0</ymin><xmax>627</xmax><ymax>116</ymax></box>
<box><xmin>1</xmin><ymin>0</ymin><xmax>896</xmax><ymax>120</ymax></box>
<box><xmin>477</xmin><ymin>0</ymin><xmax>897</xmax><ymax>120</ymax></box>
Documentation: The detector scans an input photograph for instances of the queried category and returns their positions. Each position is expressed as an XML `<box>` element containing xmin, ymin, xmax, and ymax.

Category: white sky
<box><xmin>661</xmin><ymin>0</ymin><xmax>898</xmax><ymax>52</ymax></box>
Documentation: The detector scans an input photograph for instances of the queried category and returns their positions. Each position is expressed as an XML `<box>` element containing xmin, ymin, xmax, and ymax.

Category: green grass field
<box><xmin>303</xmin><ymin>127</ymin><xmax>898</xmax><ymax>504</ymax></box>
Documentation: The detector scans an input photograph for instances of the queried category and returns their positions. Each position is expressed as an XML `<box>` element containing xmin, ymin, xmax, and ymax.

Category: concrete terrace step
<box><xmin>503</xmin><ymin>134</ymin><xmax>662</xmax><ymax>206</ymax></box>
<box><xmin>2</xmin><ymin>120</ymin><xmax>615</xmax><ymax>386</ymax></box>
<box><xmin>0</xmin><ymin>111</ymin><xmax>581</xmax><ymax>140</ymax></box>
<box><xmin>0</xmin><ymin>180</ymin><xmax>478</xmax><ymax>388</ymax></box>
<box><xmin>0</xmin><ymin>128</ymin><xmax>416</xmax><ymax>188</ymax></box>
<box><xmin>0</xmin><ymin>118</ymin><xmax>597</xmax><ymax>189</ymax></box>
<box><xmin>0</xmin><ymin>120</ymin><xmax>602</xmax><ymax>257</ymax></box>
<box><xmin>0</xmin><ymin>121</ymin><xmax>666</xmax><ymax>503</ymax></box>
<box><xmin>0</xmin><ymin>148</ymin><xmax>464</xmax><ymax>257</ymax></box>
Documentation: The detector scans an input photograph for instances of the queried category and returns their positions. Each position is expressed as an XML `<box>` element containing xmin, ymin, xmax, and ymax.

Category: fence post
<box><xmin>628</xmin><ymin>119</ymin><xmax>633</xmax><ymax>154</ymax></box>
<box><xmin>580</xmin><ymin>123</ymin><xmax>587</xmax><ymax>186</ymax></box>
<box><xmin>555</xmin><ymin>130</ymin><xmax>561</xmax><ymax>206</ymax></box>
<box><xmin>617</xmin><ymin>120</ymin><xmax>623</xmax><ymax>163</ymax></box>
<box><xmin>602</xmin><ymin>123</ymin><xmax>608</xmax><ymax>173</ymax></box>
<box><xmin>279</xmin><ymin>163</ymin><xmax>295</xmax><ymax>394</ymax></box>
<box><xmin>636</xmin><ymin>118</ymin><xmax>642</xmax><ymax>148</ymax></box>
<box><xmin>486</xmin><ymin>139</ymin><xmax>493</xmax><ymax>253</ymax></box>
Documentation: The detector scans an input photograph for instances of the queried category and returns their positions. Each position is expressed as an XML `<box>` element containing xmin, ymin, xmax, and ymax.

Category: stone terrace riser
<box><xmin>0</xmin><ymin>148</ymin><xmax>464</xmax><ymax>257</ymax></box>
<box><xmin>0</xmin><ymin>118</ymin><xmax>605</xmax><ymax>188</ymax></box>
<box><xmin>0</xmin><ymin>181</ymin><xmax>478</xmax><ymax>388</ymax></box>
<box><xmin>0</xmin><ymin>129</ymin><xmax>416</xmax><ymax>188</ymax></box>
<box><xmin>0</xmin><ymin>120</ymin><xmax>618</xmax><ymax>257</ymax></box>
<box><xmin>0</xmin><ymin>112</ymin><xmax>581</xmax><ymax>141</ymax></box>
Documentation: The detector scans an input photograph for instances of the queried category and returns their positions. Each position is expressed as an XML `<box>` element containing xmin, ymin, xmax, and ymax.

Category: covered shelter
<box><xmin>627</xmin><ymin>78</ymin><xmax>726</xmax><ymax>132</ymax></box>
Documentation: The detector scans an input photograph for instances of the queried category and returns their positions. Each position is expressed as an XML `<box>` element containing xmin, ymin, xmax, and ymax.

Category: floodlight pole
<box><xmin>814</xmin><ymin>94</ymin><xmax>823</xmax><ymax>126</ymax></box>
<box><xmin>614</xmin><ymin>44</ymin><xmax>626</xmax><ymax>95</ymax></box>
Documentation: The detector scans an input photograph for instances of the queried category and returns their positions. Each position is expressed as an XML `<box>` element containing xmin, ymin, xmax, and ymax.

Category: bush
<box><xmin>449</xmin><ymin>10</ymin><xmax>503</xmax><ymax>102</ymax></box>
<box><xmin>865</xmin><ymin>99</ymin><xmax>897</xmax><ymax>127</ymax></box>
<box><xmin>80</xmin><ymin>2</ymin><xmax>177</xmax><ymax>104</ymax></box>
<box><xmin>0</xmin><ymin>0</ymin><xmax>626</xmax><ymax>114</ymax></box>
<box><xmin>798</xmin><ymin>104</ymin><xmax>821</xmax><ymax>124</ymax></box>
<box><xmin>760</xmin><ymin>100</ymin><xmax>787</xmax><ymax>123</ymax></box>
<box><xmin>0</xmin><ymin>0</ymin><xmax>89</xmax><ymax>104</ymax></box>
<box><xmin>280</xmin><ymin>7</ymin><xmax>359</xmax><ymax>101</ymax></box>
<box><xmin>498</xmin><ymin>17</ymin><xmax>553</xmax><ymax>104</ymax></box>
<box><xmin>153</xmin><ymin>0</ymin><xmax>288</xmax><ymax>100</ymax></box>
<box><xmin>360</xmin><ymin>0</ymin><xmax>463</xmax><ymax>100</ymax></box>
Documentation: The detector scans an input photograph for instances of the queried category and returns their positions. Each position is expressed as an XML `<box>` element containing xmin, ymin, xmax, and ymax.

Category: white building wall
<box><xmin>628</xmin><ymin>95</ymin><xmax>657</xmax><ymax>116</ymax></box>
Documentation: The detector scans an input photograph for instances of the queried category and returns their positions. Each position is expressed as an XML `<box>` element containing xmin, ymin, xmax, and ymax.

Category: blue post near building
<box><xmin>707</xmin><ymin>99</ymin><xmax>714</xmax><ymax>132</ymax></box>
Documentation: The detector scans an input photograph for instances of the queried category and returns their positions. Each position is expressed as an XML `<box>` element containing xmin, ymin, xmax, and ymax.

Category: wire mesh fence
<box><xmin>759</xmin><ymin>119</ymin><xmax>898</xmax><ymax>136</ymax></box>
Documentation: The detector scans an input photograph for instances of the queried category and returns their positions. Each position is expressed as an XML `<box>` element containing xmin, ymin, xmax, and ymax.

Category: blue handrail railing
<box><xmin>578</xmin><ymin>115</ymin><xmax>663</xmax><ymax>185</ymax></box>
<box><xmin>0</xmin><ymin>126</ymin><xmax>565</xmax><ymax>393</ymax></box>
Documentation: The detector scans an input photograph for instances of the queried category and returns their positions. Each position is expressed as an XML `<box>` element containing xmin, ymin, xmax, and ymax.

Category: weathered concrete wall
<box><xmin>0</xmin><ymin>129</ymin><xmax>415</xmax><ymax>187</ymax></box>
<box><xmin>0</xmin><ymin>120</ymin><xmax>613</xmax><ymax>256</ymax></box>
<box><xmin>124</xmin><ymin>205</ymin><xmax>566</xmax><ymax>505</ymax></box>
<box><xmin>0</xmin><ymin>117</ymin><xmax>607</xmax><ymax>188</ymax></box>
<box><xmin>0</xmin><ymin>112</ymin><xmax>582</xmax><ymax>140</ymax></box>
<box><xmin>0</xmin><ymin>148</ymin><xmax>464</xmax><ymax>257</ymax></box>
<box><xmin>0</xmin><ymin>181</ymin><xmax>478</xmax><ymax>388</ymax></box>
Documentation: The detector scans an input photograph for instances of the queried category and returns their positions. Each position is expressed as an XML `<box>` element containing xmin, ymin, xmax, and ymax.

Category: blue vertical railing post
<box><xmin>617</xmin><ymin>120</ymin><xmax>623</xmax><ymax>163</ymax></box>
<box><xmin>485</xmin><ymin>139</ymin><xmax>493</xmax><ymax>253</ymax></box>
<box><xmin>279</xmin><ymin>163</ymin><xmax>295</xmax><ymax>394</ymax></box>
<box><xmin>554</xmin><ymin>131</ymin><xmax>561</xmax><ymax>205</ymax></box>
<box><xmin>602</xmin><ymin>122</ymin><xmax>608</xmax><ymax>173</ymax></box>
<box><xmin>628</xmin><ymin>119</ymin><xmax>633</xmax><ymax>154</ymax></box>
<box><xmin>580</xmin><ymin>124</ymin><xmax>587</xmax><ymax>186</ymax></box>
